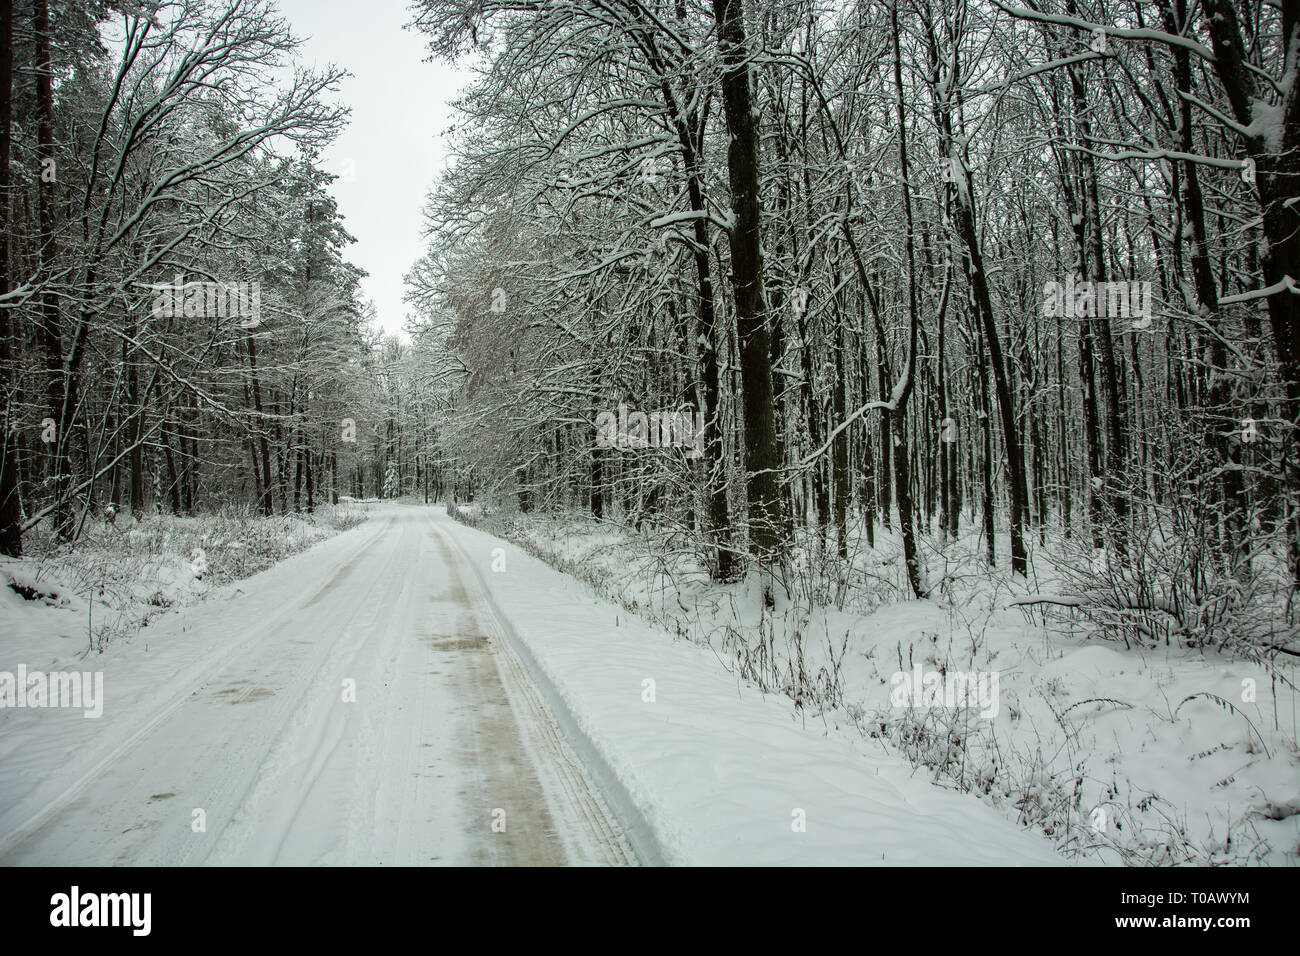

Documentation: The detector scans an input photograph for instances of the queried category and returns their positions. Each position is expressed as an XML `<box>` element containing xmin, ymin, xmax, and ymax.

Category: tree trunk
<box><xmin>0</xmin><ymin>0</ymin><xmax>20</xmax><ymax>556</ymax></box>
<box><xmin>711</xmin><ymin>0</ymin><xmax>787</xmax><ymax>562</ymax></box>
<box><xmin>890</xmin><ymin>1</ymin><xmax>926</xmax><ymax>598</ymax></box>
<box><xmin>35</xmin><ymin>0</ymin><xmax>71</xmax><ymax>538</ymax></box>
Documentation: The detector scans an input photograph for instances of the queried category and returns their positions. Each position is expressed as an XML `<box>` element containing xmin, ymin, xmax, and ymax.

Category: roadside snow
<box><xmin>436</xmin><ymin>510</ymin><xmax>1064</xmax><ymax>865</ymax></box>
<box><xmin>461</xmin><ymin>509</ymin><xmax>1300</xmax><ymax>865</ymax></box>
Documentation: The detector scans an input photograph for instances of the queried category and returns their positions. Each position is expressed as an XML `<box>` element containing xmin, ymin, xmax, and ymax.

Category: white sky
<box><xmin>274</xmin><ymin>0</ymin><xmax>470</xmax><ymax>340</ymax></box>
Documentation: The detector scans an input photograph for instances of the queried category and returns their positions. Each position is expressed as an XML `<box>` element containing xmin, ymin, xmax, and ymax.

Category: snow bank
<box><xmin>437</xmin><ymin>510</ymin><xmax>1063</xmax><ymax>865</ymax></box>
<box><xmin>452</xmin><ymin>507</ymin><xmax>1300</xmax><ymax>865</ymax></box>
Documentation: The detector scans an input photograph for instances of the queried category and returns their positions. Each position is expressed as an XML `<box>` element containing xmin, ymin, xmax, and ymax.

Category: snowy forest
<box><xmin>406</xmin><ymin>0</ymin><xmax>1300</xmax><ymax>671</ymax></box>
<box><xmin>0</xmin><ymin>0</ymin><xmax>1297</xmax><ymax>872</ymax></box>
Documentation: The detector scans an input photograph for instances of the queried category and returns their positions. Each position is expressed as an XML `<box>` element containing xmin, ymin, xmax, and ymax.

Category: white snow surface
<box><xmin>483</xmin><ymin>509</ymin><xmax>1300</xmax><ymax>865</ymax></box>
<box><xmin>0</xmin><ymin>504</ymin><xmax>1062</xmax><ymax>865</ymax></box>
<box><xmin>436</xmin><ymin>509</ymin><xmax>1062</xmax><ymax>864</ymax></box>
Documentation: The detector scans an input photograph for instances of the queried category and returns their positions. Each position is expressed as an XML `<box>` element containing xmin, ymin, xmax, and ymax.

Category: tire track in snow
<box><xmin>427</xmin><ymin>514</ymin><xmax>640</xmax><ymax>866</ymax></box>
<box><xmin>0</xmin><ymin>517</ymin><xmax>397</xmax><ymax>862</ymax></box>
<box><xmin>1</xmin><ymin>517</ymin><xmax>409</xmax><ymax>865</ymax></box>
<box><xmin>3</xmin><ymin>507</ymin><xmax>638</xmax><ymax>866</ymax></box>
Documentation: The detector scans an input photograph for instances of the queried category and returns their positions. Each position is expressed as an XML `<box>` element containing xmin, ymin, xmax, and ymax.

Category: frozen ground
<box><xmin>463</xmin><ymin>507</ymin><xmax>1300</xmax><ymax>865</ymax></box>
<box><xmin>0</xmin><ymin>504</ymin><xmax>1062</xmax><ymax>865</ymax></box>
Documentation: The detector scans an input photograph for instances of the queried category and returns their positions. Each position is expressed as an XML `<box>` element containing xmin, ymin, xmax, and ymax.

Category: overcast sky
<box><xmin>274</xmin><ymin>0</ymin><xmax>470</xmax><ymax>339</ymax></box>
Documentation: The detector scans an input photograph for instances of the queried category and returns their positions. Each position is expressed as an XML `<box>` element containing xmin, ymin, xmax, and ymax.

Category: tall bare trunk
<box><xmin>711</xmin><ymin>0</ymin><xmax>787</xmax><ymax>561</ymax></box>
<box><xmin>0</xmin><ymin>0</ymin><xmax>20</xmax><ymax>556</ymax></box>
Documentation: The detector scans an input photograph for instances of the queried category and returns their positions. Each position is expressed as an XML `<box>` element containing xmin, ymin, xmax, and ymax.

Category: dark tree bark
<box><xmin>1065</xmin><ymin>3</ymin><xmax>1129</xmax><ymax>548</ymax></box>
<box><xmin>953</xmin><ymin>186</ymin><xmax>1029</xmax><ymax>576</ymax></box>
<box><xmin>832</xmin><ymin>255</ymin><xmax>849</xmax><ymax>559</ymax></box>
<box><xmin>645</xmin><ymin>39</ymin><xmax>735</xmax><ymax>577</ymax></box>
<box><xmin>1157</xmin><ymin>0</ymin><xmax>1249</xmax><ymax>573</ymax></box>
<box><xmin>124</xmin><ymin>326</ymin><xmax>143</xmax><ymax>518</ymax></box>
<box><xmin>0</xmin><ymin>0</ymin><xmax>20</xmax><ymax>556</ymax></box>
<box><xmin>1198</xmin><ymin>0</ymin><xmax>1298</xmax><ymax>581</ymax></box>
<box><xmin>711</xmin><ymin>0</ymin><xmax>788</xmax><ymax>561</ymax></box>
<box><xmin>244</xmin><ymin>331</ymin><xmax>274</xmax><ymax>517</ymax></box>
<box><xmin>34</xmin><ymin>0</ymin><xmax>71</xmax><ymax>538</ymax></box>
<box><xmin>890</xmin><ymin>1</ymin><xmax>926</xmax><ymax>597</ymax></box>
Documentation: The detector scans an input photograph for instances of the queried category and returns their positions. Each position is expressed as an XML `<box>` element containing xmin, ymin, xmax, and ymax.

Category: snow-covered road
<box><xmin>0</xmin><ymin>507</ymin><xmax>634</xmax><ymax>865</ymax></box>
<box><xmin>2</xmin><ymin>504</ymin><xmax>1064</xmax><ymax>866</ymax></box>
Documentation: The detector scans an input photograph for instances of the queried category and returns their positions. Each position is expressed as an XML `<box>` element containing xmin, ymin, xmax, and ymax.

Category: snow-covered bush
<box><xmin>16</xmin><ymin>504</ymin><xmax>367</xmax><ymax>651</ymax></box>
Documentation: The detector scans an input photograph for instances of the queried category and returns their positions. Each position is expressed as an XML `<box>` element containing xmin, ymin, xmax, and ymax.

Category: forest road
<box><xmin>0</xmin><ymin>505</ymin><xmax>637</xmax><ymax>866</ymax></box>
